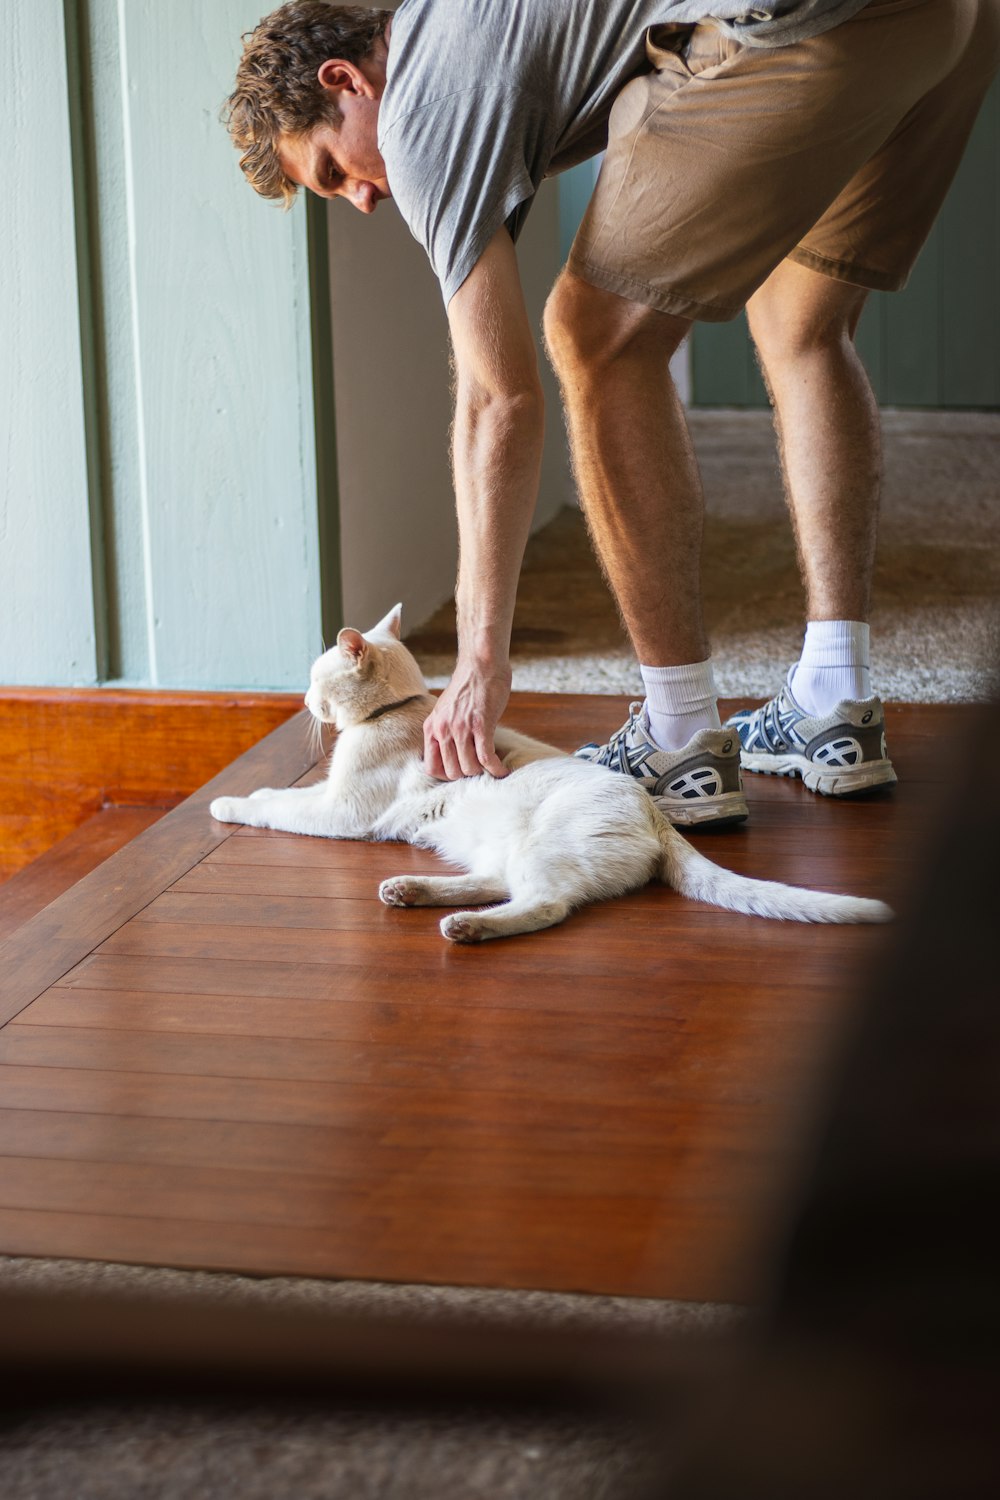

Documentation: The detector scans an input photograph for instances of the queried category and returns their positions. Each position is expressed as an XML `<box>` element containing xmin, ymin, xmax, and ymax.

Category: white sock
<box><xmin>640</xmin><ymin>659</ymin><xmax>721</xmax><ymax>751</ymax></box>
<box><xmin>790</xmin><ymin>620</ymin><xmax>872</xmax><ymax>717</ymax></box>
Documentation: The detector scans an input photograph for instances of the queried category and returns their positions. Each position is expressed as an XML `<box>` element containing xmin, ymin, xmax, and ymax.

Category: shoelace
<box><xmin>758</xmin><ymin>692</ymin><xmax>795</xmax><ymax>752</ymax></box>
<box><xmin>601</xmin><ymin>702</ymin><xmax>645</xmax><ymax>758</ymax></box>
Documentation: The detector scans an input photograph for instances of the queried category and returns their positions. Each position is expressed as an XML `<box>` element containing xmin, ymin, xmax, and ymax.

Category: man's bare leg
<box><xmin>747</xmin><ymin>259</ymin><xmax>878</xmax><ymax>622</ymax></box>
<box><xmin>746</xmin><ymin>259</ymin><xmax>880</xmax><ymax>717</ymax></box>
<box><xmin>541</xmin><ymin>267</ymin><xmax>752</xmax><ymax>820</ymax></box>
<box><xmin>543</xmin><ymin>270</ymin><xmax>705</xmax><ymax>667</ymax></box>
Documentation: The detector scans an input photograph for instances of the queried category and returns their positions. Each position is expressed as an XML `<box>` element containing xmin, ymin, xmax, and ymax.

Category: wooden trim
<box><xmin>0</xmin><ymin>687</ymin><xmax>302</xmax><ymax>880</ymax></box>
<box><xmin>306</xmin><ymin>194</ymin><xmax>343</xmax><ymax>646</ymax></box>
<box><xmin>62</xmin><ymin>0</ymin><xmax>110</xmax><ymax>677</ymax></box>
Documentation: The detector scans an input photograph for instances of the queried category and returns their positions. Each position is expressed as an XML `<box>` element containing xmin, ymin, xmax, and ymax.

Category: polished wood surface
<box><xmin>0</xmin><ymin>687</ymin><xmax>301</xmax><ymax>879</ymax></box>
<box><xmin>0</xmin><ymin>698</ymin><xmax>962</xmax><ymax>1301</ymax></box>
<box><xmin>0</xmin><ymin>807</ymin><xmax>168</xmax><ymax>944</ymax></box>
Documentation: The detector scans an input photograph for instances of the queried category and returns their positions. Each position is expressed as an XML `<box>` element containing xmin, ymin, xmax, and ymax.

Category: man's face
<box><xmin>277</xmin><ymin>57</ymin><xmax>390</xmax><ymax>214</ymax></box>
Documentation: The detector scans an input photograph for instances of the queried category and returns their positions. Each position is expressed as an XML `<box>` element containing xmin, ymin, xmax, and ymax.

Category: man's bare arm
<box><xmin>423</xmin><ymin>225</ymin><xmax>545</xmax><ymax>780</ymax></box>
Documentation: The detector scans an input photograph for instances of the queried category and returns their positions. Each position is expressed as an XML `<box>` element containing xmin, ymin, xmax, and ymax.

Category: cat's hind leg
<box><xmin>440</xmin><ymin>894</ymin><xmax>572</xmax><ymax>943</ymax></box>
<box><xmin>379</xmin><ymin>874</ymin><xmax>509</xmax><ymax>908</ymax></box>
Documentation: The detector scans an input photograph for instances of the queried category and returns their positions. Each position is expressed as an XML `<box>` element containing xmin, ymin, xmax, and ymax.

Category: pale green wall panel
<box><xmin>113</xmin><ymin>0</ymin><xmax>323</xmax><ymax>688</ymax></box>
<box><xmin>1</xmin><ymin>1</ymin><xmax>100</xmax><ymax>685</ymax></box>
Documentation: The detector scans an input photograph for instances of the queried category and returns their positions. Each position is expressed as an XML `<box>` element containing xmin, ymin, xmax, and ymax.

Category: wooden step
<box><xmin>0</xmin><ymin>806</ymin><xmax>171</xmax><ymax>944</ymax></box>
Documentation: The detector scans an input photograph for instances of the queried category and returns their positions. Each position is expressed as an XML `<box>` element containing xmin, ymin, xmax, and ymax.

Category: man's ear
<box><xmin>337</xmin><ymin>627</ymin><xmax>367</xmax><ymax>664</ymax></box>
<box><xmin>317</xmin><ymin>57</ymin><xmax>366</xmax><ymax>97</ymax></box>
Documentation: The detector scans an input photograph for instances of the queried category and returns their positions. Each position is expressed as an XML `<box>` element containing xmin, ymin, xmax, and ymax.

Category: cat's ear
<box><xmin>371</xmin><ymin>602</ymin><xmax>403</xmax><ymax>640</ymax></box>
<box><xmin>337</xmin><ymin>627</ymin><xmax>367</xmax><ymax>665</ymax></box>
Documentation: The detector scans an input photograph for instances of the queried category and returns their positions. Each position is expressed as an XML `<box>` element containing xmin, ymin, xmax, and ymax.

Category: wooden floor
<box><xmin>0</xmin><ymin>697</ymin><xmax>950</xmax><ymax>1303</ymax></box>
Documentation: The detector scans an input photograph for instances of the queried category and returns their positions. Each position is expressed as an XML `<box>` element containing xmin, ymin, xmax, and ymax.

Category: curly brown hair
<box><xmin>223</xmin><ymin>3</ymin><xmax>393</xmax><ymax>206</ymax></box>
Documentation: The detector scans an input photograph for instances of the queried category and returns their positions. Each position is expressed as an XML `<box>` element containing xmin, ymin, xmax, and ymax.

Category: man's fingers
<box><xmin>424</xmin><ymin>723</ymin><xmax>501</xmax><ymax>781</ymax></box>
<box><xmin>424</xmin><ymin>718</ymin><xmax>464</xmax><ymax>781</ymax></box>
<box><xmin>457</xmin><ymin>733</ymin><xmax>488</xmax><ymax>778</ymax></box>
<box><xmin>475</xmin><ymin>730</ymin><xmax>508</xmax><ymax>778</ymax></box>
<box><xmin>423</xmin><ymin>737</ymin><xmax>447</xmax><ymax>780</ymax></box>
<box><xmin>423</xmin><ymin>719</ymin><xmax>449</xmax><ymax>780</ymax></box>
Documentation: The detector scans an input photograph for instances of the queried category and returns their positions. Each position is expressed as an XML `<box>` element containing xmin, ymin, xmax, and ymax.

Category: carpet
<box><xmin>0</xmin><ymin>1256</ymin><xmax>738</xmax><ymax>1499</ymax></box>
<box><xmin>408</xmin><ymin>410</ymin><xmax>1000</xmax><ymax>704</ymax></box>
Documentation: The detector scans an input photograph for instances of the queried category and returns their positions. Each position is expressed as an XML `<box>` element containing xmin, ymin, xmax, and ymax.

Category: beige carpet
<box><xmin>409</xmin><ymin>410</ymin><xmax>1000</xmax><ymax>704</ymax></box>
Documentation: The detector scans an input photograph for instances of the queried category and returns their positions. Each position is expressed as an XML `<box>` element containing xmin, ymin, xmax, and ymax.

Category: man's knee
<box><xmin>747</xmin><ymin>263</ymin><xmax>869</xmax><ymax>366</ymax></box>
<box><xmin>543</xmin><ymin>270</ymin><xmax>689</xmax><ymax>379</ymax></box>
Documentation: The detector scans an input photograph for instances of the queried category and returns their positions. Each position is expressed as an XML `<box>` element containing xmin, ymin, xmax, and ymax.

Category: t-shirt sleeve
<box><xmin>380</xmin><ymin>86</ymin><xmax>538</xmax><ymax>308</ymax></box>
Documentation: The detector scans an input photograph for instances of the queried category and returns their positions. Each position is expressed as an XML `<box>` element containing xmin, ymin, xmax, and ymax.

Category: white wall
<box><xmin>329</xmin><ymin>181</ymin><xmax>570</xmax><ymax>634</ymax></box>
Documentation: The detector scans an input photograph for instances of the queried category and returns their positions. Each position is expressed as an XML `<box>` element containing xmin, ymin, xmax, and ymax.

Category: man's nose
<box><xmin>346</xmin><ymin>181</ymin><xmax>376</xmax><ymax>214</ymax></box>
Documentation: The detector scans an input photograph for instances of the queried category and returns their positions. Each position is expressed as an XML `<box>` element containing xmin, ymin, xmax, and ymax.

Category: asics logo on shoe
<box><xmin>666</xmin><ymin>768</ymin><xmax>723</xmax><ymax>800</ymax></box>
<box><xmin>814</xmin><ymin>736</ymin><xmax>863</xmax><ymax>768</ymax></box>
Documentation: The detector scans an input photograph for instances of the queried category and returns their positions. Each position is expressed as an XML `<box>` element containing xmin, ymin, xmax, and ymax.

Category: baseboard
<box><xmin>0</xmin><ymin>687</ymin><xmax>303</xmax><ymax>880</ymax></box>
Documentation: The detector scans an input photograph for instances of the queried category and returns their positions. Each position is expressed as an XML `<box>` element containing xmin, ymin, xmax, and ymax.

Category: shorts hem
<box><xmin>567</xmin><ymin>254</ymin><xmax>744</xmax><ymax>324</ymax></box>
<box><xmin>787</xmin><ymin>246</ymin><xmax>907</xmax><ymax>293</ymax></box>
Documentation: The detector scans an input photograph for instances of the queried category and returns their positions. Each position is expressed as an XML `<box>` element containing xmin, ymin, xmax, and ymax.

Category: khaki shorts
<box><xmin>568</xmin><ymin>0</ymin><xmax>1000</xmax><ymax>321</ymax></box>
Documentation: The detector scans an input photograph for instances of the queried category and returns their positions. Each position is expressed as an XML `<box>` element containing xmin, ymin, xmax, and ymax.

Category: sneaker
<box><xmin>726</xmin><ymin>676</ymin><xmax>897</xmax><ymax>796</ymax></box>
<box><xmin>575</xmin><ymin>703</ymin><xmax>748</xmax><ymax>827</ymax></box>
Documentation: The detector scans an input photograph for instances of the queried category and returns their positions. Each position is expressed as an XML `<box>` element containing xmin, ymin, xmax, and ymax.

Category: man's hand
<box><xmin>424</xmin><ymin>658</ymin><xmax>512</xmax><ymax>779</ymax></box>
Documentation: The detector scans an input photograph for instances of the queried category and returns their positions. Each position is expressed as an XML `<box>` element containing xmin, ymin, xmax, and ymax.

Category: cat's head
<box><xmin>305</xmin><ymin>604</ymin><xmax>427</xmax><ymax>730</ymax></box>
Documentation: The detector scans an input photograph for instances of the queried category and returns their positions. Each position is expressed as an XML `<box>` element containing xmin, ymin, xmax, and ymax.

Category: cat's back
<box><xmin>455</xmin><ymin>752</ymin><xmax>656</xmax><ymax>830</ymax></box>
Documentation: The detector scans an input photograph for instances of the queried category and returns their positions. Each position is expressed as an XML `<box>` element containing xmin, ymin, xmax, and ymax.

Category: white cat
<box><xmin>210</xmin><ymin>605</ymin><xmax>893</xmax><ymax>941</ymax></box>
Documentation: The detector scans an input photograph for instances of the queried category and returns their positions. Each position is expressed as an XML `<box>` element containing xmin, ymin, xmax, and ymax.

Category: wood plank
<box><xmin>0</xmin><ymin>1111</ymin><xmax>766</xmax><ymax>1202</ymax></box>
<box><xmin>0</xmin><ymin>1199</ymin><xmax>745</xmax><ymax>1300</ymax></box>
<box><xmin>45</xmin><ymin>958</ymin><xmax>813</xmax><ymax>1018</ymax></box>
<box><xmin>0</xmin><ymin>1108</ymin><xmax>418</xmax><ymax>1177</ymax></box>
<box><xmin>50</xmin><ymin>943</ymin><xmax>868</xmax><ymax>1003</ymax></box>
<box><xmin>0</xmin><ymin>1020</ymin><xmax>826</xmax><ymax>1105</ymax></box>
<box><xmin>0</xmin><ymin>711</ymin><xmax>317</xmax><ymax>1026</ymax></box>
<box><xmin>14</xmin><ymin>984</ymin><xmax>812</xmax><ymax>1038</ymax></box>
<box><xmin>0</xmin><ymin>1064</ymin><xmax>791</xmax><ymax>1141</ymax></box>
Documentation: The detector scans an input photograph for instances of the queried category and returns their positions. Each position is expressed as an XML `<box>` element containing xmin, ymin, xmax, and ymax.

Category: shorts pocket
<box><xmin>646</xmin><ymin>24</ymin><xmax>695</xmax><ymax>74</ymax></box>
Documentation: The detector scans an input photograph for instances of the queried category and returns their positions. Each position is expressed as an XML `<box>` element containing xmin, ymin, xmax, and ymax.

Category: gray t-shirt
<box><xmin>378</xmin><ymin>0</ymin><xmax>870</xmax><ymax>307</ymax></box>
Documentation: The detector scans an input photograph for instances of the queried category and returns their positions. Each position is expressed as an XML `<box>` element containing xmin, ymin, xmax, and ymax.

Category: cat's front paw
<box><xmin>380</xmin><ymin>877</ymin><xmax>416</xmax><ymax>907</ymax></box>
<box><xmin>249</xmin><ymin>787</ymin><xmax>275</xmax><ymax>800</ymax></box>
<box><xmin>210</xmin><ymin>796</ymin><xmax>248</xmax><ymax>824</ymax></box>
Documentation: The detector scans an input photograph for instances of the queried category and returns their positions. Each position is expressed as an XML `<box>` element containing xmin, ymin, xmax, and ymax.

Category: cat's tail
<box><xmin>656</xmin><ymin>817</ymin><xmax>893</xmax><ymax>925</ymax></box>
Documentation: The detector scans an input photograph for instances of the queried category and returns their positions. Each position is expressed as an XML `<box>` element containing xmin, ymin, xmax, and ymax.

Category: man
<box><xmin>226</xmin><ymin>0</ymin><xmax>999</xmax><ymax>826</ymax></box>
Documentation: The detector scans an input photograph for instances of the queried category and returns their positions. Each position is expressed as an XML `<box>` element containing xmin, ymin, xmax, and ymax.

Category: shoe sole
<box><xmin>654</xmin><ymin>789</ymin><xmax>750</xmax><ymax>828</ymax></box>
<box><xmin>740</xmin><ymin>750</ymin><xmax>897</xmax><ymax>797</ymax></box>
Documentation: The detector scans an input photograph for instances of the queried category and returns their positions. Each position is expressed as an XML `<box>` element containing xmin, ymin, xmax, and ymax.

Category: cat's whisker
<box><xmin>307</xmin><ymin>713</ymin><xmax>325</xmax><ymax>762</ymax></box>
